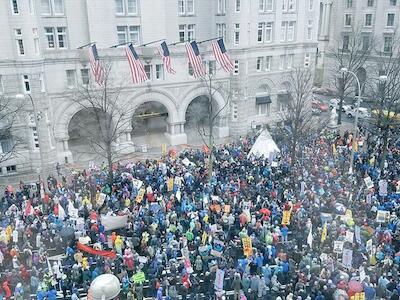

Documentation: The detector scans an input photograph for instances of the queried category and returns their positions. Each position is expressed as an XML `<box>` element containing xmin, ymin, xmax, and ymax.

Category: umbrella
<box><xmin>58</xmin><ymin>227</ymin><xmax>75</xmax><ymax>238</ymax></box>
<box><xmin>348</xmin><ymin>280</ymin><xmax>363</xmax><ymax>297</ymax></box>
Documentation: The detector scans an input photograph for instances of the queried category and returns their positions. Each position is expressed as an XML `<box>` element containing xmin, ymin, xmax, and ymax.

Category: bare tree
<box><xmin>366</xmin><ymin>33</ymin><xmax>400</xmax><ymax>172</ymax></box>
<box><xmin>276</xmin><ymin>68</ymin><xmax>318</xmax><ymax>165</ymax></box>
<box><xmin>71</xmin><ymin>64</ymin><xmax>133</xmax><ymax>185</ymax></box>
<box><xmin>328</xmin><ymin>26</ymin><xmax>373</xmax><ymax>124</ymax></box>
<box><xmin>0</xmin><ymin>95</ymin><xmax>24</xmax><ymax>164</ymax></box>
<box><xmin>186</xmin><ymin>74</ymin><xmax>231</xmax><ymax>181</ymax></box>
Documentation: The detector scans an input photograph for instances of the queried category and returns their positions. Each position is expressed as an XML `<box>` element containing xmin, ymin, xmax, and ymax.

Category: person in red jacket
<box><xmin>2</xmin><ymin>280</ymin><xmax>12</xmax><ymax>299</ymax></box>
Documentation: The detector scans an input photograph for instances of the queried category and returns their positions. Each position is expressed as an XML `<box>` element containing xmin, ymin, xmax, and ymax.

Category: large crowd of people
<box><xmin>0</xmin><ymin>126</ymin><xmax>399</xmax><ymax>300</ymax></box>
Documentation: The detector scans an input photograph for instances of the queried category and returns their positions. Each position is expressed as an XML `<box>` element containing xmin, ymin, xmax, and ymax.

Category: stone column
<box><xmin>323</xmin><ymin>2</ymin><xmax>332</xmax><ymax>38</ymax></box>
<box><xmin>54</xmin><ymin>133</ymin><xmax>73</xmax><ymax>164</ymax></box>
<box><xmin>165</xmin><ymin>121</ymin><xmax>187</xmax><ymax>145</ymax></box>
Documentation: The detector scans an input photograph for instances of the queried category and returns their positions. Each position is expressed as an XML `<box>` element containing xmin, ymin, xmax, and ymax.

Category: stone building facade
<box><xmin>0</xmin><ymin>0</ymin><xmax>319</xmax><ymax>177</ymax></box>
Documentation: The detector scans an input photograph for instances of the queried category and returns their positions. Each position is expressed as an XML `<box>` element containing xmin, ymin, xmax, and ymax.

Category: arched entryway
<box><xmin>68</xmin><ymin>108</ymin><xmax>112</xmax><ymax>163</ymax></box>
<box><xmin>131</xmin><ymin>101</ymin><xmax>169</xmax><ymax>149</ymax></box>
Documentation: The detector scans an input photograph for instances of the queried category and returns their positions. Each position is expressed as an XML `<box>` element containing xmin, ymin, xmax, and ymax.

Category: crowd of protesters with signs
<box><xmin>0</xmin><ymin>126</ymin><xmax>399</xmax><ymax>300</ymax></box>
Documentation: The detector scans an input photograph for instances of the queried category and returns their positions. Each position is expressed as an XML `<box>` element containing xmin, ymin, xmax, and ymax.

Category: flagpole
<box><xmin>197</xmin><ymin>37</ymin><xmax>223</xmax><ymax>44</ymax></box>
<box><xmin>77</xmin><ymin>42</ymin><xmax>96</xmax><ymax>49</ymax></box>
<box><xmin>111</xmin><ymin>39</ymin><xmax>166</xmax><ymax>48</ymax></box>
<box><xmin>168</xmin><ymin>41</ymin><xmax>186</xmax><ymax>46</ymax></box>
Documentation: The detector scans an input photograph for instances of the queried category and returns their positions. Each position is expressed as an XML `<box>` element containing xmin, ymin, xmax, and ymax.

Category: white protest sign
<box><xmin>366</xmin><ymin>239</ymin><xmax>373</xmax><ymax>253</ymax></box>
<box><xmin>214</xmin><ymin>269</ymin><xmax>225</xmax><ymax>290</ymax></box>
<box><xmin>359</xmin><ymin>266</ymin><xmax>366</xmax><ymax>282</ymax></box>
<box><xmin>364</xmin><ymin>176</ymin><xmax>374</xmax><ymax>189</ymax></box>
<box><xmin>355</xmin><ymin>226</ymin><xmax>361</xmax><ymax>244</ymax></box>
<box><xmin>376</xmin><ymin>210</ymin><xmax>390</xmax><ymax>223</ymax></box>
<box><xmin>379</xmin><ymin>180</ymin><xmax>388</xmax><ymax>196</ymax></box>
<box><xmin>345</xmin><ymin>231</ymin><xmax>354</xmax><ymax>243</ymax></box>
<box><xmin>100</xmin><ymin>214</ymin><xmax>128</xmax><ymax>231</ymax></box>
<box><xmin>342</xmin><ymin>248</ymin><xmax>353</xmax><ymax>268</ymax></box>
<box><xmin>333</xmin><ymin>241</ymin><xmax>344</xmax><ymax>253</ymax></box>
<box><xmin>132</xmin><ymin>178</ymin><xmax>143</xmax><ymax>190</ymax></box>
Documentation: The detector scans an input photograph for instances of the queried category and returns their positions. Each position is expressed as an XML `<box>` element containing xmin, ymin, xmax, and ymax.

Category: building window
<box><xmin>288</xmin><ymin>0</ymin><xmax>296</xmax><ymax>11</ymax></box>
<box><xmin>217</xmin><ymin>0</ymin><xmax>226</xmax><ymax>14</ymax></box>
<box><xmin>11</xmin><ymin>0</ymin><xmax>19</xmax><ymax>14</ymax></box>
<box><xmin>362</xmin><ymin>35</ymin><xmax>370</xmax><ymax>51</ymax></box>
<box><xmin>188</xmin><ymin>63</ymin><xmax>194</xmax><ymax>76</ymax></box>
<box><xmin>22</xmin><ymin>75</ymin><xmax>30</xmax><ymax>93</ymax></box>
<box><xmin>304</xmin><ymin>53</ymin><xmax>310</xmax><ymax>67</ymax></box>
<box><xmin>66</xmin><ymin>70</ymin><xmax>77</xmax><ymax>88</ymax></box>
<box><xmin>343</xmin><ymin>35</ymin><xmax>349</xmax><ymax>50</ymax></box>
<box><xmin>390</xmin><ymin>0</ymin><xmax>396</xmax><ymax>5</ymax></box>
<box><xmin>81</xmin><ymin>68</ymin><xmax>89</xmax><ymax>85</ymax></box>
<box><xmin>233</xmin><ymin>60</ymin><xmax>239</xmax><ymax>74</ymax></box>
<box><xmin>53</xmin><ymin>0</ymin><xmax>64</xmax><ymax>15</ymax></box>
<box><xmin>231</xmin><ymin>103</ymin><xmax>238</xmax><ymax>120</ymax></box>
<box><xmin>178</xmin><ymin>0</ymin><xmax>194</xmax><ymax>15</ymax></box>
<box><xmin>345</xmin><ymin>14</ymin><xmax>352</xmax><ymax>27</ymax></box>
<box><xmin>367</xmin><ymin>0</ymin><xmax>373</xmax><ymax>6</ymax></box>
<box><xmin>282</xmin><ymin>0</ymin><xmax>287</xmax><ymax>10</ymax></box>
<box><xmin>384</xmin><ymin>36</ymin><xmax>393</xmax><ymax>53</ymax></box>
<box><xmin>0</xmin><ymin>139</ymin><xmax>12</xmax><ymax>154</ymax></box>
<box><xmin>45</xmin><ymin>27</ymin><xmax>68</xmax><ymax>49</ymax></box>
<box><xmin>57</xmin><ymin>27</ymin><xmax>67</xmax><ymax>48</ymax></box>
<box><xmin>287</xmin><ymin>54</ymin><xmax>294</xmax><ymax>69</ymax></box>
<box><xmin>216</xmin><ymin>23</ymin><xmax>226</xmax><ymax>40</ymax></box>
<box><xmin>144</xmin><ymin>65</ymin><xmax>152</xmax><ymax>80</ymax></box>
<box><xmin>155</xmin><ymin>64</ymin><xmax>164</xmax><ymax>79</ymax></box>
<box><xmin>346</xmin><ymin>0</ymin><xmax>352</xmax><ymax>8</ymax></box>
<box><xmin>265</xmin><ymin>22</ymin><xmax>273</xmax><ymax>42</ymax></box>
<box><xmin>265</xmin><ymin>56</ymin><xmax>272</xmax><ymax>71</ymax></box>
<box><xmin>257</xmin><ymin>23</ymin><xmax>264</xmax><ymax>43</ymax></box>
<box><xmin>279</xmin><ymin>55</ymin><xmax>285</xmax><ymax>70</ymax></box>
<box><xmin>387</xmin><ymin>13</ymin><xmax>395</xmax><ymax>26</ymax></box>
<box><xmin>256</xmin><ymin>57</ymin><xmax>263</xmax><ymax>71</ymax></box>
<box><xmin>307</xmin><ymin>20</ymin><xmax>313</xmax><ymax>40</ymax></box>
<box><xmin>32</xmin><ymin>127</ymin><xmax>39</xmax><ymax>148</ymax></box>
<box><xmin>309</xmin><ymin>0</ymin><xmax>313</xmax><ymax>10</ymax></box>
<box><xmin>234</xmin><ymin>23</ymin><xmax>240</xmax><ymax>45</ymax></box>
<box><xmin>179</xmin><ymin>25</ymin><xmax>186</xmax><ymax>42</ymax></box>
<box><xmin>259</xmin><ymin>0</ymin><xmax>274</xmax><ymax>11</ymax></box>
<box><xmin>117</xmin><ymin>26</ymin><xmax>140</xmax><ymax>45</ymax></box>
<box><xmin>116</xmin><ymin>0</ymin><xmax>138</xmax><ymax>15</ymax></box>
<box><xmin>287</xmin><ymin>21</ymin><xmax>295</xmax><ymax>41</ymax></box>
<box><xmin>41</xmin><ymin>0</ymin><xmax>64</xmax><ymax>15</ymax></box>
<box><xmin>208</xmin><ymin>61</ymin><xmax>216</xmax><ymax>75</ymax></box>
<box><xmin>29</xmin><ymin>0</ymin><xmax>35</xmax><ymax>14</ymax></box>
<box><xmin>6</xmin><ymin>165</ymin><xmax>17</xmax><ymax>173</ymax></box>
<box><xmin>365</xmin><ymin>14</ymin><xmax>372</xmax><ymax>27</ymax></box>
<box><xmin>280</xmin><ymin>21</ymin><xmax>286</xmax><ymax>42</ymax></box>
<box><xmin>15</xmin><ymin>29</ymin><xmax>24</xmax><ymax>56</ymax></box>
<box><xmin>187</xmin><ymin>24</ymin><xmax>195</xmax><ymax>40</ymax></box>
<box><xmin>257</xmin><ymin>103</ymin><xmax>270</xmax><ymax>115</ymax></box>
<box><xmin>41</xmin><ymin>0</ymin><xmax>51</xmax><ymax>14</ymax></box>
<box><xmin>235</xmin><ymin>0</ymin><xmax>240</xmax><ymax>11</ymax></box>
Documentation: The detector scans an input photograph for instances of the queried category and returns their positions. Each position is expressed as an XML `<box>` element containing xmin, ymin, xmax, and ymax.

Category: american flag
<box><xmin>185</xmin><ymin>41</ymin><xmax>206</xmax><ymax>78</ymax></box>
<box><xmin>212</xmin><ymin>39</ymin><xmax>234</xmax><ymax>73</ymax></box>
<box><xmin>88</xmin><ymin>43</ymin><xmax>104</xmax><ymax>85</ymax></box>
<box><xmin>125</xmin><ymin>43</ymin><xmax>148</xmax><ymax>84</ymax></box>
<box><xmin>159</xmin><ymin>41</ymin><xmax>176</xmax><ymax>74</ymax></box>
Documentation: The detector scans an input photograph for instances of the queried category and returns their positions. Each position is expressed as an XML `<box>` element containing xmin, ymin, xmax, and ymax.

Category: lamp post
<box><xmin>339</xmin><ymin>68</ymin><xmax>361</xmax><ymax>174</ymax></box>
<box><xmin>15</xmin><ymin>93</ymin><xmax>44</xmax><ymax>181</ymax></box>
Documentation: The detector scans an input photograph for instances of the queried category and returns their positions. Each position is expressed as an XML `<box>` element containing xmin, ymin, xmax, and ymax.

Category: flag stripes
<box><xmin>212</xmin><ymin>39</ymin><xmax>234</xmax><ymax>73</ymax></box>
<box><xmin>88</xmin><ymin>44</ymin><xmax>105</xmax><ymax>85</ymax></box>
<box><xmin>185</xmin><ymin>41</ymin><xmax>206</xmax><ymax>78</ymax></box>
<box><xmin>159</xmin><ymin>41</ymin><xmax>176</xmax><ymax>74</ymax></box>
<box><xmin>125</xmin><ymin>43</ymin><xmax>148</xmax><ymax>84</ymax></box>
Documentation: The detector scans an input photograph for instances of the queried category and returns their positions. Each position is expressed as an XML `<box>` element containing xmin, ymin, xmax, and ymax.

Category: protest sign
<box><xmin>342</xmin><ymin>248</ymin><xmax>353</xmax><ymax>268</ymax></box>
<box><xmin>167</xmin><ymin>178</ymin><xmax>174</xmax><ymax>192</ymax></box>
<box><xmin>201</xmin><ymin>231</ymin><xmax>207</xmax><ymax>245</ymax></box>
<box><xmin>345</xmin><ymin>231</ymin><xmax>354</xmax><ymax>243</ymax></box>
<box><xmin>359</xmin><ymin>266</ymin><xmax>366</xmax><ymax>282</ymax></box>
<box><xmin>210</xmin><ymin>240</ymin><xmax>224</xmax><ymax>257</ymax></box>
<box><xmin>366</xmin><ymin>239</ymin><xmax>373</xmax><ymax>253</ymax></box>
<box><xmin>136</xmin><ymin>188</ymin><xmax>145</xmax><ymax>203</ymax></box>
<box><xmin>376</xmin><ymin>210</ymin><xmax>389</xmax><ymax>223</ymax></box>
<box><xmin>242</xmin><ymin>236</ymin><xmax>253</xmax><ymax>257</ymax></box>
<box><xmin>350</xmin><ymin>292</ymin><xmax>365</xmax><ymax>300</ymax></box>
<box><xmin>333</xmin><ymin>241</ymin><xmax>344</xmax><ymax>253</ymax></box>
<box><xmin>214</xmin><ymin>269</ymin><xmax>225</xmax><ymax>290</ymax></box>
<box><xmin>281</xmin><ymin>210</ymin><xmax>291</xmax><ymax>225</ymax></box>
<box><xmin>132</xmin><ymin>271</ymin><xmax>146</xmax><ymax>284</ymax></box>
<box><xmin>132</xmin><ymin>178</ymin><xmax>143</xmax><ymax>190</ymax></box>
<box><xmin>364</xmin><ymin>176</ymin><xmax>374</xmax><ymax>189</ymax></box>
<box><xmin>355</xmin><ymin>226</ymin><xmax>361</xmax><ymax>244</ymax></box>
<box><xmin>379</xmin><ymin>179</ymin><xmax>387</xmax><ymax>196</ymax></box>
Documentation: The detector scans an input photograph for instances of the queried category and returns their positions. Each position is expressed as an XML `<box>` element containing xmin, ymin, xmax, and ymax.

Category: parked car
<box><xmin>312</xmin><ymin>100</ymin><xmax>329</xmax><ymax>112</ymax></box>
<box><xmin>346</xmin><ymin>107</ymin><xmax>370</xmax><ymax>118</ymax></box>
<box><xmin>329</xmin><ymin>98</ymin><xmax>340</xmax><ymax>109</ymax></box>
<box><xmin>342</xmin><ymin>104</ymin><xmax>354</xmax><ymax>113</ymax></box>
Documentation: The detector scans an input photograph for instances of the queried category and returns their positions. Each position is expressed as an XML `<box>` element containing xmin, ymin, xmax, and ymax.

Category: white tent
<box><xmin>248</xmin><ymin>130</ymin><xmax>280</xmax><ymax>161</ymax></box>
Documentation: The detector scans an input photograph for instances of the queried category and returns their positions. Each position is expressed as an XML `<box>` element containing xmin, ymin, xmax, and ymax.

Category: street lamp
<box><xmin>15</xmin><ymin>93</ymin><xmax>44</xmax><ymax>180</ymax></box>
<box><xmin>339</xmin><ymin>67</ymin><xmax>361</xmax><ymax>174</ymax></box>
